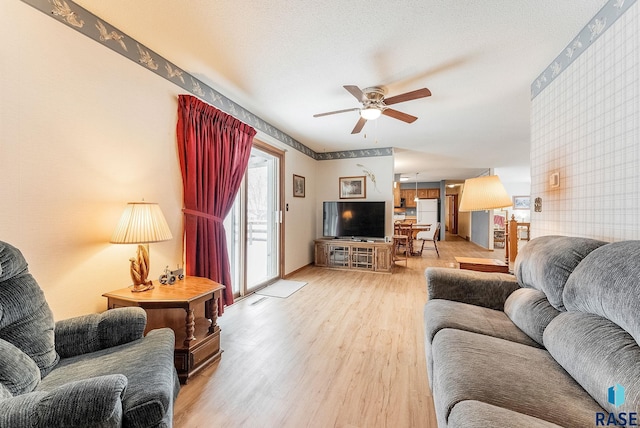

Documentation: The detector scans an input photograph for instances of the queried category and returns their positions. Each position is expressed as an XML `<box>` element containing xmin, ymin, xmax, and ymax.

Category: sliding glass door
<box><xmin>225</xmin><ymin>141</ymin><xmax>283</xmax><ymax>298</ymax></box>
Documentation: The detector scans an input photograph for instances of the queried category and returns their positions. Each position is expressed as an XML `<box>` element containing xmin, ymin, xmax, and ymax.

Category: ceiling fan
<box><xmin>313</xmin><ymin>85</ymin><xmax>431</xmax><ymax>134</ymax></box>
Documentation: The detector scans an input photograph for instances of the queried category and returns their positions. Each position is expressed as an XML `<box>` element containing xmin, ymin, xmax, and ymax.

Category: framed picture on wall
<box><xmin>339</xmin><ymin>176</ymin><xmax>366</xmax><ymax>199</ymax></box>
<box><xmin>513</xmin><ymin>195</ymin><xmax>531</xmax><ymax>210</ymax></box>
<box><xmin>293</xmin><ymin>174</ymin><xmax>305</xmax><ymax>198</ymax></box>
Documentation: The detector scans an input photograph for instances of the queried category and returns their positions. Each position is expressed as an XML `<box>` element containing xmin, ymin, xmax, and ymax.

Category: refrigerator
<box><xmin>416</xmin><ymin>199</ymin><xmax>438</xmax><ymax>225</ymax></box>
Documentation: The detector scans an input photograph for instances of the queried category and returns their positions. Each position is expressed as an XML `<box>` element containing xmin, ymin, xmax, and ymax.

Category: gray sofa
<box><xmin>424</xmin><ymin>235</ymin><xmax>640</xmax><ymax>427</ymax></box>
<box><xmin>0</xmin><ymin>241</ymin><xmax>180</xmax><ymax>427</ymax></box>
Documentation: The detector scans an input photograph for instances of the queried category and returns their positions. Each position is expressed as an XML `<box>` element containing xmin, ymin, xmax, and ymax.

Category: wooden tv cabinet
<box><xmin>314</xmin><ymin>238</ymin><xmax>393</xmax><ymax>273</ymax></box>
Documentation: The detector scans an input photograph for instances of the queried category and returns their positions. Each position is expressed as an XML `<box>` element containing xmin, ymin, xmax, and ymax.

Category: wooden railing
<box><xmin>506</xmin><ymin>215</ymin><xmax>519</xmax><ymax>265</ymax></box>
<box><xmin>247</xmin><ymin>220</ymin><xmax>267</xmax><ymax>244</ymax></box>
<box><xmin>505</xmin><ymin>216</ymin><xmax>531</xmax><ymax>266</ymax></box>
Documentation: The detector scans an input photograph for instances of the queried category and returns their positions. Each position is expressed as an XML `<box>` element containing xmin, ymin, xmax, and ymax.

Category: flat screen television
<box><xmin>323</xmin><ymin>201</ymin><xmax>386</xmax><ymax>239</ymax></box>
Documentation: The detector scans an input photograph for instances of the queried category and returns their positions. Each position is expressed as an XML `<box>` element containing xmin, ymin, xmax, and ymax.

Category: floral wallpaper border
<box><xmin>531</xmin><ymin>0</ymin><xmax>636</xmax><ymax>99</ymax></box>
<box><xmin>20</xmin><ymin>0</ymin><xmax>392</xmax><ymax>161</ymax></box>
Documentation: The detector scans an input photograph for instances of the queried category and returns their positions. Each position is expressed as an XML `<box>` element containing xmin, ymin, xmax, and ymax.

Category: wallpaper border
<box><xmin>531</xmin><ymin>0</ymin><xmax>637</xmax><ymax>99</ymax></box>
<box><xmin>20</xmin><ymin>0</ymin><xmax>391</xmax><ymax>161</ymax></box>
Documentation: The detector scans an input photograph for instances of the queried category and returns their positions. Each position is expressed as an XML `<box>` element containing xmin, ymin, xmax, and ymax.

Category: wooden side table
<box><xmin>103</xmin><ymin>276</ymin><xmax>225</xmax><ymax>384</ymax></box>
<box><xmin>455</xmin><ymin>256</ymin><xmax>509</xmax><ymax>273</ymax></box>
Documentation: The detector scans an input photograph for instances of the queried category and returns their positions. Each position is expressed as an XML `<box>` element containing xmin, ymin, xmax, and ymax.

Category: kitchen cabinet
<box><xmin>393</xmin><ymin>185</ymin><xmax>401</xmax><ymax>207</ymax></box>
<box><xmin>403</xmin><ymin>190</ymin><xmax>417</xmax><ymax>207</ymax></box>
<box><xmin>401</xmin><ymin>188</ymin><xmax>439</xmax><ymax>206</ymax></box>
<box><xmin>427</xmin><ymin>188</ymin><xmax>440</xmax><ymax>199</ymax></box>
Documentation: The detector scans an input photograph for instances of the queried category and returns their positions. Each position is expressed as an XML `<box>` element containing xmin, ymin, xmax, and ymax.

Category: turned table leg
<box><xmin>204</xmin><ymin>296</ymin><xmax>219</xmax><ymax>334</ymax></box>
<box><xmin>184</xmin><ymin>308</ymin><xmax>195</xmax><ymax>346</ymax></box>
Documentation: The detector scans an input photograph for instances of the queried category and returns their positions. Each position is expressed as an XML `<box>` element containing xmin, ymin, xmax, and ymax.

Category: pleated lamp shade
<box><xmin>458</xmin><ymin>175</ymin><xmax>513</xmax><ymax>212</ymax></box>
<box><xmin>110</xmin><ymin>202</ymin><xmax>173</xmax><ymax>244</ymax></box>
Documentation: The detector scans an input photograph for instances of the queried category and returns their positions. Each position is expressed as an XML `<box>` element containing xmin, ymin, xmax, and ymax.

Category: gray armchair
<box><xmin>0</xmin><ymin>241</ymin><xmax>180</xmax><ymax>427</ymax></box>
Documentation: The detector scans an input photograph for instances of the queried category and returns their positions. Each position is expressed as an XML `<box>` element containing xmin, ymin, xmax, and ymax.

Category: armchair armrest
<box><xmin>425</xmin><ymin>267</ymin><xmax>520</xmax><ymax>310</ymax></box>
<box><xmin>55</xmin><ymin>307</ymin><xmax>147</xmax><ymax>358</ymax></box>
<box><xmin>0</xmin><ymin>374</ymin><xmax>127</xmax><ymax>428</ymax></box>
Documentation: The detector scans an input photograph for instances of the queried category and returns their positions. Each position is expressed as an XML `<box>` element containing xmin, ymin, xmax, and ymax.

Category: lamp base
<box><xmin>131</xmin><ymin>281</ymin><xmax>154</xmax><ymax>292</ymax></box>
<box><xmin>129</xmin><ymin>244</ymin><xmax>153</xmax><ymax>293</ymax></box>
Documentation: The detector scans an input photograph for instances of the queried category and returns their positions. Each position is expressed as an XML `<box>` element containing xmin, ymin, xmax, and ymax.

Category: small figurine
<box><xmin>159</xmin><ymin>265</ymin><xmax>185</xmax><ymax>285</ymax></box>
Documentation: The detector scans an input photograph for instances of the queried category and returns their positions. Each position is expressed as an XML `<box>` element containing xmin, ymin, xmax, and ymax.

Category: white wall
<box><xmin>530</xmin><ymin>2</ymin><xmax>639</xmax><ymax>241</ymax></box>
<box><xmin>0</xmin><ymin>1</ymin><xmax>319</xmax><ymax>319</ymax></box>
<box><xmin>315</xmin><ymin>156</ymin><xmax>395</xmax><ymax>239</ymax></box>
<box><xmin>0</xmin><ymin>1</ymin><xmax>185</xmax><ymax>319</ymax></box>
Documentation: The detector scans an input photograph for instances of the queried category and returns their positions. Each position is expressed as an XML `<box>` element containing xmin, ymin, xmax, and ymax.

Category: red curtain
<box><xmin>176</xmin><ymin>94</ymin><xmax>255</xmax><ymax>315</ymax></box>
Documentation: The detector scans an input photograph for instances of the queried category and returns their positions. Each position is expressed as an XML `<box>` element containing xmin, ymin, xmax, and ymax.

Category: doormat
<box><xmin>255</xmin><ymin>280</ymin><xmax>308</xmax><ymax>298</ymax></box>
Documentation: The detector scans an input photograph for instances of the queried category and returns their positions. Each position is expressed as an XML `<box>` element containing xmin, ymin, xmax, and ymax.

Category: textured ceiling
<box><xmin>74</xmin><ymin>0</ymin><xmax>606</xmax><ymax>182</ymax></box>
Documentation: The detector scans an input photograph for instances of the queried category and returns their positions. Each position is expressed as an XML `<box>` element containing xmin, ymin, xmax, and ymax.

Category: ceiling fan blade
<box><xmin>313</xmin><ymin>107</ymin><xmax>360</xmax><ymax>118</ymax></box>
<box><xmin>351</xmin><ymin>116</ymin><xmax>367</xmax><ymax>134</ymax></box>
<box><xmin>343</xmin><ymin>85</ymin><xmax>365</xmax><ymax>102</ymax></box>
<box><xmin>383</xmin><ymin>88</ymin><xmax>431</xmax><ymax>106</ymax></box>
<box><xmin>382</xmin><ymin>108</ymin><xmax>418</xmax><ymax>123</ymax></box>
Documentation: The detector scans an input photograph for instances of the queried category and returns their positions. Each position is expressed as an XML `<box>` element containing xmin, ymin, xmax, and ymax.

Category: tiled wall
<box><xmin>530</xmin><ymin>1</ymin><xmax>639</xmax><ymax>241</ymax></box>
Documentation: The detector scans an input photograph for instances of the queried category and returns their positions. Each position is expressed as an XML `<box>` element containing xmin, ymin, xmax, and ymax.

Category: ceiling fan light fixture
<box><xmin>360</xmin><ymin>107</ymin><xmax>382</xmax><ymax>120</ymax></box>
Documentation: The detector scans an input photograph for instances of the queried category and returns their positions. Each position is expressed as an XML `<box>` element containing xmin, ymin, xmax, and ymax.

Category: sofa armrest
<box><xmin>425</xmin><ymin>267</ymin><xmax>520</xmax><ymax>310</ymax></box>
<box><xmin>55</xmin><ymin>307</ymin><xmax>147</xmax><ymax>358</ymax></box>
<box><xmin>0</xmin><ymin>374</ymin><xmax>127</xmax><ymax>428</ymax></box>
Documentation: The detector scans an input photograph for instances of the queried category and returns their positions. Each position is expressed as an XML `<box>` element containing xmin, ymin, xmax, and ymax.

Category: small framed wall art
<box><xmin>293</xmin><ymin>174</ymin><xmax>305</xmax><ymax>197</ymax></box>
<box><xmin>513</xmin><ymin>195</ymin><xmax>531</xmax><ymax>210</ymax></box>
<box><xmin>339</xmin><ymin>176</ymin><xmax>366</xmax><ymax>199</ymax></box>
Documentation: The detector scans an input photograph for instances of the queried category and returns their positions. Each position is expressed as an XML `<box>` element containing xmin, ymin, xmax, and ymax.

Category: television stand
<box><xmin>314</xmin><ymin>238</ymin><xmax>393</xmax><ymax>273</ymax></box>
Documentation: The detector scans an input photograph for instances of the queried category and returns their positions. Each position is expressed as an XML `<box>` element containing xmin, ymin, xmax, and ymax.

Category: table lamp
<box><xmin>110</xmin><ymin>202</ymin><xmax>173</xmax><ymax>292</ymax></box>
<box><xmin>459</xmin><ymin>175</ymin><xmax>513</xmax><ymax>212</ymax></box>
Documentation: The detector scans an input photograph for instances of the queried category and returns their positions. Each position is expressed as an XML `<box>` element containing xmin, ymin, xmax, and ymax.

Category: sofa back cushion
<box><xmin>564</xmin><ymin>241</ymin><xmax>640</xmax><ymax>345</ymax></box>
<box><xmin>545</xmin><ymin>312</ymin><xmax>640</xmax><ymax>418</ymax></box>
<box><xmin>514</xmin><ymin>236</ymin><xmax>606</xmax><ymax>310</ymax></box>
<box><xmin>0</xmin><ymin>241</ymin><xmax>59</xmax><ymax>377</ymax></box>
<box><xmin>504</xmin><ymin>288</ymin><xmax>561</xmax><ymax>346</ymax></box>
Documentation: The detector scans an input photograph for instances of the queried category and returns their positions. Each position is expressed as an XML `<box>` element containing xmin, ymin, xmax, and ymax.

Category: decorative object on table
<box><xmin>458</xmin><ymin>175</ymin><xmax>513</xmax><ymax>212</ymax></box>
<box><xmin>159</xmin><ymin>266</ymin><xmax>185</xmax><ymax>285</ymax></box>
<box><xmin>293</xmin><ymin>174</ymin><xmax>305</xmax><ymax>197</ymax></box>
<box><xmin>512</xmin><ymin>195</ymin><xmax>531</xmax><ymax>210</ymax></box>
<box><xmin>111</xmin><ymin>202</ymin><xmax>173</xmax><ymax>292</ymax></box>
<box><xmin>339</xmin><ymin>175</ymin><xmax>366</xmax><ymax>199</ymax></box>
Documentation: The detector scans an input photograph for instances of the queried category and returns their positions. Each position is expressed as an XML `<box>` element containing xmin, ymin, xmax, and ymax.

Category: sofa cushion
<box><xmin>0</xmin><ymin>242</ymin><xmax>59</xmax><ymax>377</ymax></box>
<box><xmin>504</xmin><ymin>288</ymin><xmax>561</xmax><ymax>346</ymax></box>
<box><xmin>426</xmin><ymin>267</ymin><xmax>519</xmax><ymax>310</ymax></box>
<box><xmin>514</xmin><ymin>236</ymin><xmax>606</xmax><ymax>310</ymax></box>
<box><xmin>431</xmin><ymin>328</ymin><xmax>604</xmax><ymax>427</ymax></box>
<box><xmin>424</xmin><ymin>300</ymin><xmax>540</xmax><ymax>388</ymax></box>
<box><xmin>38</xmin><ymin>328</ymin><xmax>179</xmax><ymax>428</ymax></box>
<box><xmin>563</xmin><ymin>240</ymin><xmax>640</xmax><ymax>345</ymax></box>
<box><xmin>448</xmin><ymin>400</ymin><xmax>564</xmax><ymax>428</ymax></box>
<box><xmin>0</xmin><ymin>383</ymin><xmax>11</xmax><ymax>400</ymax></box>
<box><xmin>0</xmin><ymin>338</ymin><xmax>41</xmax><ymax>395</ymax></box>
<box><xmin>545</xmin><ymin>312</ymin><xmax>640</xmax><ymax>418</ymax></box>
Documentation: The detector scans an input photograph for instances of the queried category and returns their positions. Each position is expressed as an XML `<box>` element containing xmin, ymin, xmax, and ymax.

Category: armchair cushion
<box><xmin>0</xmin><ymin>242</ymin><xmax>59</xmax><ymax>377</ymax></box>
<box><xmin>39</xmin><ymin>328</ymin><xmax>179</xmax><ymax>428</ymax></box>
<box><xmin>55</xmin><ymin>307</ymin><xmax>147</xmax><ymax>358</ymax></box>
<box><xmin>0</xmin><ymin>338</ymin><xmax>41</xmax><ymax>395</ymax></box>
<box><xmin>0</xmin><ymin>374</ymin><xmax>127</xmax><ymax>428</ymax></box>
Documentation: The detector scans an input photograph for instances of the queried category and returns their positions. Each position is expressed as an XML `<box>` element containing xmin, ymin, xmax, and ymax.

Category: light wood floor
<box><xmin>173</xmin><ymin>234</ymin><xmax>504</xmax><ymax>428</ymax></box>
